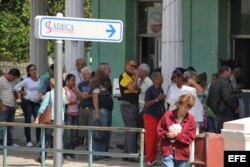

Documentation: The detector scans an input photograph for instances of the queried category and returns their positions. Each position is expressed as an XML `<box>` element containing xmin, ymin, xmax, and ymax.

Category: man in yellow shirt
<box><xmin>119</xmin><ymin>59</ymin><xmax>140</xmax><ymax>162</ymax></box>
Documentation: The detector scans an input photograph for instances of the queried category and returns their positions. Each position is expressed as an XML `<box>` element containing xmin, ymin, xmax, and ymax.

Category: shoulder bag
<box><xmin>39</xmin><ymin>93</ymin><xmax>52</xmax><ymax>124</ymax></box>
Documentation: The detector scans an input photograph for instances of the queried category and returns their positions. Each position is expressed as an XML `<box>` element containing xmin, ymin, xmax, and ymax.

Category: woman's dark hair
<box><xmin>185</xmin><ymin>66</ymin><xmax>196</xmax><ymax>72</ymax></box>
<box><xmin>50</xmin><ymin>64</ymin><xmax>54</xmax><ymax>71</ymax></box>
<box><xmin>171</xmin><ymin>67</ymin><xmax>185</xmax><ymax>80</ymax></box>
<box><xmin>196</xmin><ymin>72</ymin><xmax>207</xmax><ymax>88</ymax></box>
<box><xmin>26</xmin><ymin>64</ymin><xmax>36</xmax><ymax>77</ymax></box>
<box><xmin>65</xmin><ymin>74</ymin><xmax>75</xmax><ymax>81</ymax></box>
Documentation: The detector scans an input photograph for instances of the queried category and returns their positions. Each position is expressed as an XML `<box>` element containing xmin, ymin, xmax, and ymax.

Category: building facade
<box><xmin>29</xmin><ymin>0</ymin><xmax>250</xmax><ymax>126</ymax></box>
<box><xmin>91</xmin><ymin>0</ymin><xmax>250</xmax><ymax>126</ymax></box>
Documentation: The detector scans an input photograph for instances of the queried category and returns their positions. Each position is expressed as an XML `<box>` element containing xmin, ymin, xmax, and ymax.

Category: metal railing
<box><xmin>0</xmin><ymin>122</ymin><xmax>145</xmax><ymax>167</ymax></box>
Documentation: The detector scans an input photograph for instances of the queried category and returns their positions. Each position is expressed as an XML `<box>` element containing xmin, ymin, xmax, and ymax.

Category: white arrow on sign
<box><xmin>34</xmin><ymin>16</ymin><xmax>123</xmax><ymax>43</ymax></box>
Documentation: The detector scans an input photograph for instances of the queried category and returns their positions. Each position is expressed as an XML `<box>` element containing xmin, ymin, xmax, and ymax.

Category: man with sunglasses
<box><xmin>119</xmin><ymin>59</ymin><xmax>140</xmax><ymax>162</ymax></box>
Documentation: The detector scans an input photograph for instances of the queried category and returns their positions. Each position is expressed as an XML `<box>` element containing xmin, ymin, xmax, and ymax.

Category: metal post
<box><xmin>3</xmin><ymin>126</ymin><xmax>7</xmax><ymax>167</ymax></box>
<box><xmin>54</xmin><ymin>12</ymin><xmax>64</xmax><ymax>167</ymax></box>
<box><xmin>88</xmin><ymin>130</ymin><xmax>93</xmax><ymax>167</ymax></box>
<box><xmin>41</xmin><ymin>128</ymin><xmax>46</xmax><ymax>167</ymax></box>
<box><xmin>139</xmin><ymin>131</ymin><xmax>144</xmax><ymax>167</ymax></box>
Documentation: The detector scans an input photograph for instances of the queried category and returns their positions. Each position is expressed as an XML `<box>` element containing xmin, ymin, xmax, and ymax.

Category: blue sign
<box><xmin>35</xmin><ymin>16</ymin><xmax>123</xmax><ymax>43</ymax></box>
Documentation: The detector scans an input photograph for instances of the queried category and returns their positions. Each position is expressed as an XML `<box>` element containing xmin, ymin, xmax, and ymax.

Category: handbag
<box><xmin>93</xmin><ymin>119</ymin><xmax>106</xmax><ymax>142</ymax></box>
<box><xmin>39</xmin><ymin>93</ymin><xmax>52</xmax><ymax>124</ymax></box>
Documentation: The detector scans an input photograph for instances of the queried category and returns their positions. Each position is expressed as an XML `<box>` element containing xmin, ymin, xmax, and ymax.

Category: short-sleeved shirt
<box><xmin>38</xmin><ymin>89</ymin><xmax>66</xmax><ymax>121</ymax></box>
<box><xmin>144</xmin><ymin>85</ymin><xmax>165</xmax><ymax>118</ymax></box>
<box><xmin>138</xmin><ymin>76</ymin><xmax>153</xmax><ymax>112</ymax></box>
<box><xmin>38</xmin><ymin>72</ymin><xmax>66</xmax><ymax>95</ymax></box>
<box><xmin>0</xmin><ymin>76</ymin><xmax>15</xmax><ymax>107</ymax></box>
<box><xmin>38</xmin><ymin>72</ymin><xmax>51</xmax><ymax>94</ymax></box>
<box><xmin>78</xmin><ymin>81</ymin><xmax>93</xmax><ymax>107</ymax></box>
<box><xmin>92</xmin><ymin>85</ymin><xmax>113</xmax><ymax>111</ymax></box>
<box><xmin>166</xmin><ymin>83</ymin><xmax>182</xmax><ymax>110</ymax></box>
<box><xmin>64</xmin><ymin>86</ymin><xmax>79</xmax><ymax>116</ymax></box>
<box><xmin>119</xmin><ymin>71</ymin><xmax>139</xmax><ymax>102</ymax></box>
<box><xmin>181</xmin><ymin>85</ymin><xmax>203</xmax><ymax>122</ymax></box>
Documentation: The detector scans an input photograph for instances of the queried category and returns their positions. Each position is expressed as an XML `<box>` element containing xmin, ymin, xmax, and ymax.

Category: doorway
<box><xmin>137</xmin><ymin>0</ymin><xmax>162</xmax><ymax>72</ymax></box>
<box><xmin>138</xmin><ymin>37</ymin><xmax>161</xmax><ymax>72</ymax></box>
<box><xmin>231</xmin><ymin>36</ymin><xmax>250</xmax><ymax>89</ymax></box>
<box><xmin>230</xmin><ymin>0</ymin><xmax>250</xmax><ymax>89</ymax></box>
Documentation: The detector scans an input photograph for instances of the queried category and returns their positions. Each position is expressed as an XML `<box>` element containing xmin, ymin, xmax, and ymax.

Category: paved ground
<box><xmin>0</xmin><ymin>108</ymin><xmax>143</xmax><ymax>167</ymax></box>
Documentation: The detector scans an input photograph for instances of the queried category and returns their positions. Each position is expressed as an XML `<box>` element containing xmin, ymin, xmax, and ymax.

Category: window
<box><xmin>138</xmin><ymin>0</ymin><xmax>162</xmax><ymax>35</ymax></box>
<box><xmin>137</xmin><ymin>0</ymin><xmax>163</xmax><ymax>72</ymax></box>
<box><xmin>231</xmin><ymin>0</ymin><xmax>250</xmax><ymax>35</ymax></box>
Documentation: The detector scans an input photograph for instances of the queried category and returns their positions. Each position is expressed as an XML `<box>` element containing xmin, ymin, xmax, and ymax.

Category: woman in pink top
<box><xmin>63</xmin><ymin>74</ymin><xmax>79</xmax><ymax>159</ymax></box>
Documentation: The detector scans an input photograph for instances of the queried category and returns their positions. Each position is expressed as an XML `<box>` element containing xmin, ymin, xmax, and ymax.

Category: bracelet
<box><xmin>155</xmin><ymin>98</ymin><xmax>159</xmax><ymax>102</ymax></box>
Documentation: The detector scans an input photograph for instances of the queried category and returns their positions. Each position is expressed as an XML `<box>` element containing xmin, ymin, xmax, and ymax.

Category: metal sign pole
<box><xmin>54</xmin><ymin>13</ymin><xmax>64</xmax><ymax>167</ymax></box>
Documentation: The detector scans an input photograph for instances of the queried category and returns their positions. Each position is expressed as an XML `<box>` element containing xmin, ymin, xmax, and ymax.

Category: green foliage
<box><xmin>47</xmin><ymin>0</ymin><xmax>65</xmax><ymax>16</ymax></box>
<box><xmin>0</xmin><ymin>0</ymin><xmax>92</xmax><ymax>62</ymax></box>
<box><xmin>84</xmin><ymin>0</ymin><xmax>92</xmax><ymax>49</ymax></box>
<box><xmin>0</xmin><ymin>0</ymin><xmax>30</xmax><ymax>24</ymax></box>
<box><xmin>84</xmin><ymin>0</ymin><xmax>92</xmax><ymax>18</ymax></box>
<box><xmin>0</xmin><ymin>11</ymin><xmax>29</xmax><ymax>62</ymax></box>
<box><xmin>0</xmin><ymin>0</ymin><xmax>30</xmax><ymax>62</ymax></box>
<box><xmin>46</xmin><ymin>0</ymin><xmax>65</xmax><ymax>58</ymax></box>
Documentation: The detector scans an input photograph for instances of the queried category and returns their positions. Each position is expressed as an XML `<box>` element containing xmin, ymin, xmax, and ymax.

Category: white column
<box><xmin>30</xmin><ymin>0</ymin><xmax>48</xmax><ymax>76</ymax></box>
<box><xmin>65</xmin><ymin>0</ymin><xmax>84</xmax><ymax>73</ymax></box>
<box><xmin>162</xmin><ymin>0</ymin><xmax>183</xmax><ymax>91</ymax></box>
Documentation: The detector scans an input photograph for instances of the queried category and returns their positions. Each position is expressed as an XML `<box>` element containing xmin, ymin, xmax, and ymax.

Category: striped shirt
<box><xmin>0</xmin><ymin>76</ymin><xmax>15</xmax><ymax>107</ymax></box>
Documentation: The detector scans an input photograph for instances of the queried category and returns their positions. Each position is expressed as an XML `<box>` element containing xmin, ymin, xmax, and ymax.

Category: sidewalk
<box><xmin>0</xmin><ymin>109</ymin><xmax>141</xmax><ymax>167</ymax></box>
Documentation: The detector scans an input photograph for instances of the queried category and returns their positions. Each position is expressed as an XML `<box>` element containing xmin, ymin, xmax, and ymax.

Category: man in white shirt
<box><xmin>68</xmin><ymin>58</ymin><xmax>86</xmax><ymax>87</ymax></box>
<box><xmin>138</xmin><ymin>63</ymin><xmax>153</xmax><ymax>128</ymax></box>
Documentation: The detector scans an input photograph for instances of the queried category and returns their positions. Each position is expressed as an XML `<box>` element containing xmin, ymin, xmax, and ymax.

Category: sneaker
<box><xmin>64</xmin><ymin>154</ymin><xmax>77</xmax><ymax>160</ymax></box>
<box><xmin>26</xmin><ymin>141</ymin><xmax>33</xmax><ymax>147</ymax></box>
<box><xmin>152</xmin><ymin>160</ymin><xmax>162</xmax><ymax>166</ymax></box>
<box><xmin>69</xmin><ymin>154</ymin><xmax>77</xmax><ymax>160</ymax></box>
<box><xmin>11</xmin><ymin>143</ymin><xmax>19</xmax><ymax>147</ymax></box>
<box><xmin>34</xmin><ymin>157</ymin><xmax>41</xmax><ymax>164</ymax></box>
<box><xmin>145</xmin><ymin>162</ymin><xmax>153</xmax><ymax>167</ymax></box>
<box><xmin>64</xmin><ymin>155</ymin><xmax>71</xmax><ymax>160</ymax></box>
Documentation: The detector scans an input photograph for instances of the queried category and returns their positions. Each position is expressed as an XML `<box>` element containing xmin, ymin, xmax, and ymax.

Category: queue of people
<box><xmin>0</xmin><ymin>57</ymin><xmax>242</xmax><ymax>167</ymax></box>
<box><xmin>118</xmin><ymin>59</ymin><xmax>241</xmax><ymax>167</ymax></box>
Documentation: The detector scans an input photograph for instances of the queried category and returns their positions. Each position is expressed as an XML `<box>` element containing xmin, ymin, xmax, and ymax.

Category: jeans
<box><xmin>162</xmin><ymin>152</ymin><xmax>189</xmax><ymax>167</ymax></box>
<box><xmin>92</xmin><ymin>108</ymin><xmax>112</xmax><ymax>160</ymax></box>
<box><xmin>63</xmin><ymin>114</ymin><xmax>79</xmax><ymax>156</ymax></box>
<box><xmin>216</xmin><ymin>108</ymin><xmax>239</xmax><ymax>133</ymax></box>
<box><xmin>0</xmin><ymin>106</ymin><xmax>15</xmax><ymax>145</ymax></box>
<box><xmin>21</xmin><ymin>98</ymin><xmax>41</xmax><ymax>143</ymax></box>
<box><xmin>207</xmin><ymin>116</ymin><xmax>220</xmax><ymax>133</ymax></box>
